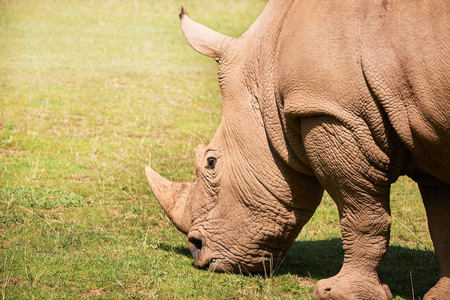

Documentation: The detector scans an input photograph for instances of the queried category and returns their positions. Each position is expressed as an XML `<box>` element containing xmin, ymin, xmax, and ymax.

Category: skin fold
<box><xmin>145</xmin><ymin>1</ymin><xmax>450</xmax><ymax>299</ymax></box>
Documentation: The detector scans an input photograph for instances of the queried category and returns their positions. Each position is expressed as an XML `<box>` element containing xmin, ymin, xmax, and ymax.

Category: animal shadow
<box><xmin>279</xmin><ymin>238</ymin><xmax>439</xmax><ymax>299</ymax></box>
<box><xmin>157</xmin><ymin>242</ymin><xmax>191</xmax><ymax>257</ymax></box>
<box><xmin>159</xmin><ymin>238</ymin><xmax>438</xmax><ymax>299</ymax></box>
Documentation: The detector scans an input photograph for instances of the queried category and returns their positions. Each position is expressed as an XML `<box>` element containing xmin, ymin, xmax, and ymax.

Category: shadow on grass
<box><xmin>160</xmin><ymin>238</ymin><xmax>439</xmax><ymax>299</ymax></box>
<box><xmin>157</xmin><ymin>243</ymin><xmax>192</xmax><ymax>257</ymax></box>
<box><xmin>279</xmin><ymin>238</ymin><xmax>439</xmax><ymax>299</ymax></box>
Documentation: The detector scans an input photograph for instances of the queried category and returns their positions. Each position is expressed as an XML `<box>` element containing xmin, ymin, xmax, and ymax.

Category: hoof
<box><xmin>424</xmin><ymin>277</ymin><xmax>450</xmax><ymax>300</ymax></box>
<box><xmin>313</xmin><ymin>273</ymin><xmax>392</xmax><ymax>300</ymax></box>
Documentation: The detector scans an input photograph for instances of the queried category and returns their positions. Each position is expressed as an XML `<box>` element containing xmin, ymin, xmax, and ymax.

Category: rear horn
<box><xmin>179</xmin><ymin>7</ymin><xmax>235</xmax><ymax>59</ymax></box>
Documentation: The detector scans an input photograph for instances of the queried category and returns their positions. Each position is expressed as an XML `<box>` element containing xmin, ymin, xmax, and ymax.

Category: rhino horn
<box><xmin>179</xmin><ymin>7</ymin><xmax>234</xmax><ymax>59</ymax></box>
<box><xmin>145</xmin><ymin>167</ymin><xmax>192</xmax><ymax>235</ymax></box>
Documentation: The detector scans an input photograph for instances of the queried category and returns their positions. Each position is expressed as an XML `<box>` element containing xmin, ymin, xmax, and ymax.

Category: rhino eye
<box><xmin>205</xmin><ymin>157</ymin><xmax>217</xmax><ymax>170</ymax></box>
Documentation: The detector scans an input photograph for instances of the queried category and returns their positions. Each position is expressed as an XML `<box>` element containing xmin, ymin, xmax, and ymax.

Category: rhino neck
<box><xmin>216</xmin><ymin>0</ymin><xmax>323</xmax><ymax>212</ymax></box>
<box><xmin>219</xmin><ymin>116</ymin><xmax>323</xmax><ymax>252</ymax></box>
<box><xmin>239</xmin><ymin>0</ymin><xmax>315</xmax><ymax>176</ymax></box>
<box><xmin>241</xmin><ymin>0</ymin><xmax>295</xmax><ymax>39</ymax></box>
<box><xmin>219</xmin><ymin>94</ymin><xmax>323</xmax><ymax>223</ymax></box>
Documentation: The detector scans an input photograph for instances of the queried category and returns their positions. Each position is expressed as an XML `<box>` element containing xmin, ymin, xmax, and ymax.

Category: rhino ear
<box><xmin>179</xmin><ymin>7</ymin><xmax>234</xmax><ymax>59</ymax></box>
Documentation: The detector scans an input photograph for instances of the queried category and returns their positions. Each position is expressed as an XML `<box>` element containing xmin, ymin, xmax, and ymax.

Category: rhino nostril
<box><xmin>188</xmin><ymin>237</ymin><xmax>202</xmax><ymax>259</ymax></box>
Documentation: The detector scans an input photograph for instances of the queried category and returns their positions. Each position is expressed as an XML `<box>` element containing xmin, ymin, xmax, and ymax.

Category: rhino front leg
<box><xmin>419</xmin><ymin>181</ymin><xmax>450</xmax><ymax>300</ymax></box>
<box><xmin>301</xmin><ymin>115</ymin><xmax>396</xmax><ymax>300</ymax></box>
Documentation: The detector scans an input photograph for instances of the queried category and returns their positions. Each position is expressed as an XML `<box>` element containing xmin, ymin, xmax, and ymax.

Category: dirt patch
<box><xmin>64</xmin><ymin>176</ymin><xmax>93</xmax><ymax>182</ymax></box>
<box><xmin>81</xmin><ymin>288</ymin><xmax>106</xmax><ymax>297</ymax></box>
<box><xmin>297</xmin><ymin>277</ymin><xmax>315</xmax><ymax>287</ymax></box>
<box><xmin>0</xmin><ymin>148</ymin><xmax>27</xmax><ymax>156</ymax></box>
<box><xmin>6</xmin><ymin>277</ymin><xmax>24</xmax><ymax>286</ymax></box>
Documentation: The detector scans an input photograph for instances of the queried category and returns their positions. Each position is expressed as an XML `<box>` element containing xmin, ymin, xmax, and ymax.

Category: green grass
<box><xmin>0</xmin><ymin>0</ymin><xmax>437</xmax><ymax>299</ymax></box>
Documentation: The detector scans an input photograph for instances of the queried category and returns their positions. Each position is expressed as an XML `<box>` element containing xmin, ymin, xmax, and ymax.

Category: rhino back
<box><xmin>277</xmin><ymin>0</ymin><xmax>450</xmax><ymax>183</ymax></box>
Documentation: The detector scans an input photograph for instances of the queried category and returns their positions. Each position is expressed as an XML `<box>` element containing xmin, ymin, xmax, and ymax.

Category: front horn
<box><xmin>145</xmin><ymin>167</ymin><xmax>192</xmax><ymax>235</ymax></box>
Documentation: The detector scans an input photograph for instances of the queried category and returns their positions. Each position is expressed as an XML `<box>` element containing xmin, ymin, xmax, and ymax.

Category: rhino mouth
<box><xmin>208</xmin><ymin>256</ymin><xmax>284</xmax><ymax>274</ymax></box>
<box><xmin>188</xmin><ymin>237</ymin><xmax>203</xmax><ymax>260</ymax></box>
<box><xmin>187</xmin><ymin>232</ymin><xmax>286</xmax><ymax>273</ymax></box>
<box><xmin>188</xmin><ymin>233</ymin><xmax>211</xmax><ymax>269</ymax></box>
<box><xmin>188</xmin><ymin>234</ymin><xmax>236</xmax><ymax>271</ymax></box>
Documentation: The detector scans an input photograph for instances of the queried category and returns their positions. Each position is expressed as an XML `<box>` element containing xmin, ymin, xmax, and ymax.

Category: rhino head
<box><xmin>145</xmin><ymin>7</ymin><xmax>324</xmax><ymax>273</ymax></box>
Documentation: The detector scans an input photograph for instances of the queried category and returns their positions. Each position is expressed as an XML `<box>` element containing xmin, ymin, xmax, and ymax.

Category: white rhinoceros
<box><xmin>145</xmin><ymin>0</ymin><xmax>450</xmax><ymax>299</ymax></box>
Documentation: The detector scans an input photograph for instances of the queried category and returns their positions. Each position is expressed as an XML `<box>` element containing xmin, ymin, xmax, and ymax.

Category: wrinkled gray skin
<box><xmin>145</xmin><ymin>0</ymin><xmax>450</xmax><ymax>299</ymax></box>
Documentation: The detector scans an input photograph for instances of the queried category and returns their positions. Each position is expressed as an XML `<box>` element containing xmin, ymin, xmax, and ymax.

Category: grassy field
<box><xmin>0</xmin><ymin>0</ymin><xmax>439</xmax><ymax>299</ymax></box>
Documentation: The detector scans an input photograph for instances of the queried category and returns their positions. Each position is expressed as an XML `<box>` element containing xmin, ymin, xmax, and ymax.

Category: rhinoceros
<box><xmin>145</xmin><ymin>0</ymin><xmax>450</xmax><ymax>299</ymax></box>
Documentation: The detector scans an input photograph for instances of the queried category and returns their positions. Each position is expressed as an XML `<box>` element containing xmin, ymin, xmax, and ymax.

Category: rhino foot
<box><xmin>424</xmin><ymin>277</ymin><xmax>450</xmax><ymax>300</ymax></box>
<box><xmin>312</xmin><ymin>272</ymin><xmax>392</xmax><ymax>300</ymax></box>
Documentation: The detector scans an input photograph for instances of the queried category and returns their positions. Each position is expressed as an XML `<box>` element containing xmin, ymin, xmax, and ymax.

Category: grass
<box><xmin>0</xmin><ymin>0</ymin><xmax>438</xmax><ymax>299</ymax></box>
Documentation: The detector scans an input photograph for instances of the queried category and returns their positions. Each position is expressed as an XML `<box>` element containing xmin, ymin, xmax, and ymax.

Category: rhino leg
<box><xmin>419</xmin><ymin>181</ymin><xmax>450</xmax><ymax>300</ymax></box>
<box><xmin>301</xmin><ymin>116</ymin><xmax>396</xmax><ymax>300</ymax></box>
